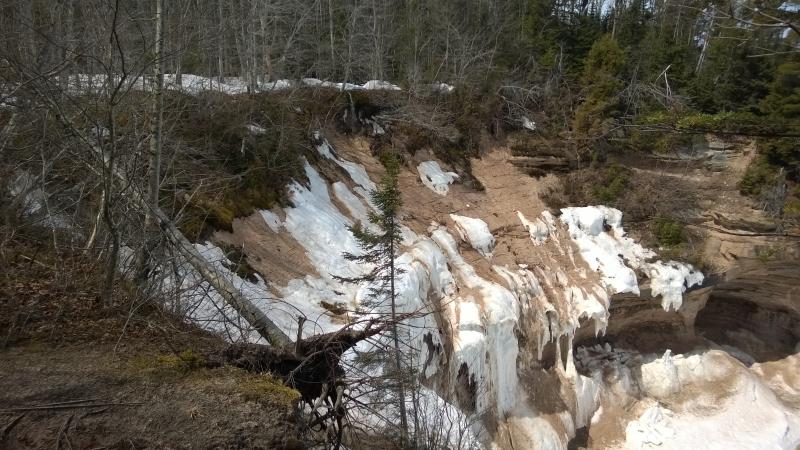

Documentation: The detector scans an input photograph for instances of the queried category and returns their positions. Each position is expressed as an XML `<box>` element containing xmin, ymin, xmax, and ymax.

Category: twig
<box><xmin>18</xmin><ymin>254</ymin><xmax>56</xmax><ymax>270</ymax></box>
<box><xmin>1</xmin><ymin>414</ymin><xmax>24</xmax><ymax>439</ymax></box>
<box><xmin>27</xmin><ymin>399</ymin><xmax>101</xmax><ymax>408</ymax></box>
<box><xmin>54</xmin><ymin>413</ymin><xmax>73</xmax><ymax>450</ymax></box>
<box><xmin>1</xmin><ymin>402</ymin><xmax>142</xmax><ymax>413</ymax></box>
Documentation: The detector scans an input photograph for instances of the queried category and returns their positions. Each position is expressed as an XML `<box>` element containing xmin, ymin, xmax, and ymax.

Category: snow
<box><xmin>417</xmin><ymin>161</ymin><xmax>459</xmax><ymax>195</ymax></box>
<box><xmin>8</xmin><ymin>171</ymin><xmax>73</xmax><ymax>230</ymax></box>
<box><xmin>779</xmin><ymin>2</ymin><xmax>800</xmax><ymax>12</ymax></box>
<box><xmin>517</xmin><ymin>210</ymin><xmax>553</xmax><ymax>245</ymax></box>
<box><xmin>641</xmin><ymin>261</ymin><xmax>705</xmax><ymax>311</ymax></box>
<box><xmin>559</xmin><ymin>206</ymin><xmax>643</xmax><ymax>295</ymax></box>
<box><xmin>302</xmin><ymin>78</ymin><xmax>401</xmax><ymax>91</ymax></box>
<box><xmin>521</xmin><ymin>116</ymin><xmax>536</xmax><ymax>131</ymax></box>
<box><xmin>245</xmin><ymin>123</ymin><xmax>266</xmax><ymax>135</ymax></box>
<box><xmin>413</xmin><ymin>386</ymin><xmax>484</xmax><ymax>449</ymax></box>
<box><xmin>283</xmin><ymin>161</ymin><xmax>363</xmax><ymax>282</ymax></box>
<box><xmin>314</xmin><ymin>133</ymin><xmax>376</xmax><ymax>192</ymax></box>
<box><xmin>639</xmin><ymin>350</ymin><xmax>680</xmax><ymax>399</ymax></box>
<box><xmin>259</xmin><ymin>210</ymin><xmax>283</xmax><ymax>232</ymax></box>
<box><xmin>332</xmin><ymin>181</ymin><xmax>371</xmax><ymax>225</ymax></box>
<box><xmin>449</xmin><ymin>214</ymin><xmax>495</xmax><ymax>257</ymax></box>
<box><xmin>625</xmin><ymin>405</ymin><xmax>675</xmax><ymax>449</ymax></box>
<box><xmin>430</xmin><ymin>226</ymin><xmax>520</xmax><ymax>416</ymax></box>
<box><xmin>624</xmin><ymin>357</ymin><xmax>800</xmax><ymax>449</ymax></box>
<box><xmin>9</xmin><ymin>172</ymin><xmax>45</xmax><ymax>215</ymax></box>
<box><xmin>56</xmin><ymin>73</ymin><xmax>404</xmax><ymax>97</ymax></box>
<box><xmin>120</xmin><ymin>129</ymin><xmax>748</xmax><ymax>448</ymax></box>
<box><xmin>576</xmin><ymin>345</ymin><xmax>800</xmax><ymax>450</ymax></box>
<box><xmin>119</xmin><ymin>241</ymin><xmax>333</xmax><ymax>343</ymax></box>
<box><xmin>559</xmin><ymin>206</ymin><xmax>703</xmax><ymax>311</ymax></box>
<box><xmin>362</xmin><ymin>80</ymin><xmax>402</xmax><ymax>90</ymax></box>
<box><xmin>431</xmin><ymin>83</ymin><xmax>455</xmax><ymax>94</ymax></box>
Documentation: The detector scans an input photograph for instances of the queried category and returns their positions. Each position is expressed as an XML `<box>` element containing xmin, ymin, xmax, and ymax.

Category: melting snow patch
<box><xmin>314</xmin><ymin>133</ymin><xmax>376</xmax><ymax>192</ymax></box>
<box><xmin>431</xmin><ymin>82</ymin><xmax>455</xmax><ymax>94</ymax></box>
<box><xmin>521</xmin><ymin>116</ymin><xmax>536</xmax><ymax>131</ymax></box>
<box><xmin>626</xmin><ymin>405</ymin><xmax>675</xmax><ymax>449</ymax></box>
<box><xmin>449</xmin><ymin>214</ymin><xmax>495</xmax><ymax>257</ymax></box>
<box><xmin>302</xmin><ymin>78</ymin><xmax>401</xmax><ymax>91</ymax></box>
<box><xmin>417</xmin><ymin>161</ymin><xmax>459</xmax><ymax>195</ymax></box>
<box><xmin>246</xmin><ymin>123</ymin><xmax>267</xmax><ymax>135</ymax></box>
<box><xmin>517</xmin><ymin>210</ymin><xmax>553</xmax><ymax>245</ymax></box>
<box><xmin>260</xmin><ymin>210</ymin><xmax>283</xmax><ymax>232</ymax></box>
<box><xmin>623</xmin><ymin>350</ymin><xmax>800</xmax><ymax>449</ymax></box>
<box><xmin>362</xmin><ymin>80</ymin><xmax>401</xmax><ymax>90</ymax></box>
<box><xmin>558</xmin><ymin>206</ymin><xmax>703</xmax><ymax>310</ymax></box>
<box><xmin>640</xmin><ymin>350</ymin><xmax>680</xmax><ymax>399</ymax></box>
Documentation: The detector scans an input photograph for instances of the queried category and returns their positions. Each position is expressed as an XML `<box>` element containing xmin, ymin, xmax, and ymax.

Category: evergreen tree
<box><xmin>334</xmin><ymin>156</ymin><xmax>410</xmax><ymax>446</ymax></box>
<box><xmin>573</xmin><ymin>34</ymin><xmax>627</xmax><ymax>138</ymax></box>
<box><xmin>761</xmin><ymin>61</ymin><xmax>800</xmax><ymax>119</ymax></box>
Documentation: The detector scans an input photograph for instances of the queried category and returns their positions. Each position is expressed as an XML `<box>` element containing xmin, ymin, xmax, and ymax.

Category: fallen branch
<box><xmin>0</xmin><ymin>402</ymin><xmax>142</xmax><ymax>413</ymax></box>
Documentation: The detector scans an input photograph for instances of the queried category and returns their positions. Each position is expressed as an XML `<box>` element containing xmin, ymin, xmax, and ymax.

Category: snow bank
<box><xmin>302</xmin><ymin>78</ymin><xmax>401</xmax><ymax>91</ymax></box>
<box><xmin>560</xmin><ymin>206</ymin><xmax>642</xmax><ymax>295</ymax></box>
<box><xmin>120</xmin><ymin>240</ymin><xmax>337</xmax><ymax>343</ymax></box>
<box><xmin>578</xmin><ymin>346</ymin><xmax>800</xmax><ymax>450</ymax></box>
<box><xmin>624</xmin><ymin>362</ymin><xmax>800</xmax><ymax>449</ymax></box>
<box><xmin>641</xmin><ymin>261</ymin><xmax>704</xmax><ymax>311</ymax></box>
<box><xmin>284</xmin><ymin>161</ymin><xmax>363</xmax><ymax>281</ymax></box>
<box><xmin>559</xmin><ymin>206</ymin><xmax>703</xmax><ymax>310</ymax></box>
<box><xmin>449</xmin><ymin>214</ymin><xmax>495</xmax><ymax>257</ymax></box>
<box><xmin>417</xmin><ymin>161</ymin><xmax>459</xmax><ymax>195</ymax></box>
<box><xmin>362</xmin><ymin>80</ymin><xmax>402</xmax><ymax>90</ymax></box>
<box><xmin>55</xmin><ymin>73</ymin><xmax>404</xmax><ymax>97</ymax></box>
<box><xmin>639</xmin><ymin>350</ymin><xmax>680</xmax><ymax>399</ymax></box>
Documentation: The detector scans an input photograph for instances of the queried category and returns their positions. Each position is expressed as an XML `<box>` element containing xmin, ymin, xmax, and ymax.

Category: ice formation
<box><xmin>559</xmin><ymin>206</ymin><xmax>703</xmax><ymax>311</ymax></box>
<box><xmin>449</xmin><ymin>214</ymin><xmax>495</xmax><ymax>257</ymax></box>
<box><xmin>625</xmin><ymin>405</ymin><xmax>675</xmax><ymax>449</ymax></box>
<box><xmin>417</xmin><ymin>161</ymin><xmax>459</xmax><ymax>195</ymax></box>
<box><xmin>517</xmin><ymin>210</ymin><xmax>555</xmax><ymax>245</ymax></box>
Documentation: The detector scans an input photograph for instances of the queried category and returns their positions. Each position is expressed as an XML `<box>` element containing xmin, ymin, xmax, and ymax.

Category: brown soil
<box><xmin>0</xmin><ymin>346</ymin><xmax>301</xmax><ymax>450</ymax></box>
<box><xmin>215</xmin><ymin>211</ymin><xmax>317</xmax><ymax>288</ymax></box>
<box><xmin>0</xmin><ymin>245</ymin><xmax>302</xmax><ymax>449</ymax></box>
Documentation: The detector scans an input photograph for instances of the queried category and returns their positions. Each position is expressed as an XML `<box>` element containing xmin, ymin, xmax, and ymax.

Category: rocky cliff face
<box><xmin>165</xmin><ymin>132</ymin><xmax>799</xmax><ymax>449</ymax></box>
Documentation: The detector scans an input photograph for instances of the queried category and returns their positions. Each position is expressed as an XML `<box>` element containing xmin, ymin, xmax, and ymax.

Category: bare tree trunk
<box><xmin>328</xmin><ymin>0</ymin><xmax>336</xmax><ymax>77</ymax></box>
<box><xmin>389</xmin><ymin>216</ymin><xmax>409</xmax><ymax>446</ymax></box>
<box><xmin>83</xmin><ymin>189</ymin><xmax>104</xmax><ymax>253</ymax></box>
<box><xmin>137</xmin><ymin>0</ymin><xmax>164</xmax><ymax>280</ymax></box>
<box><xmin>695</xmin><ymin>8</ymin><xmax>714</xmax><ymax>74</ymax></box>
<box><xmin>218</xmin><ymin>0</ymin><xmax>225</xmax><ymax>86</ymax></box>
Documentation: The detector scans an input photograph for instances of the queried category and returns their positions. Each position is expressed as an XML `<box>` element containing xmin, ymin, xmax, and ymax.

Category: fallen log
<box><xmin>216</xmin><ymin>316</ymin><xmax>404</xmax><ymax>403</ymax></box>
